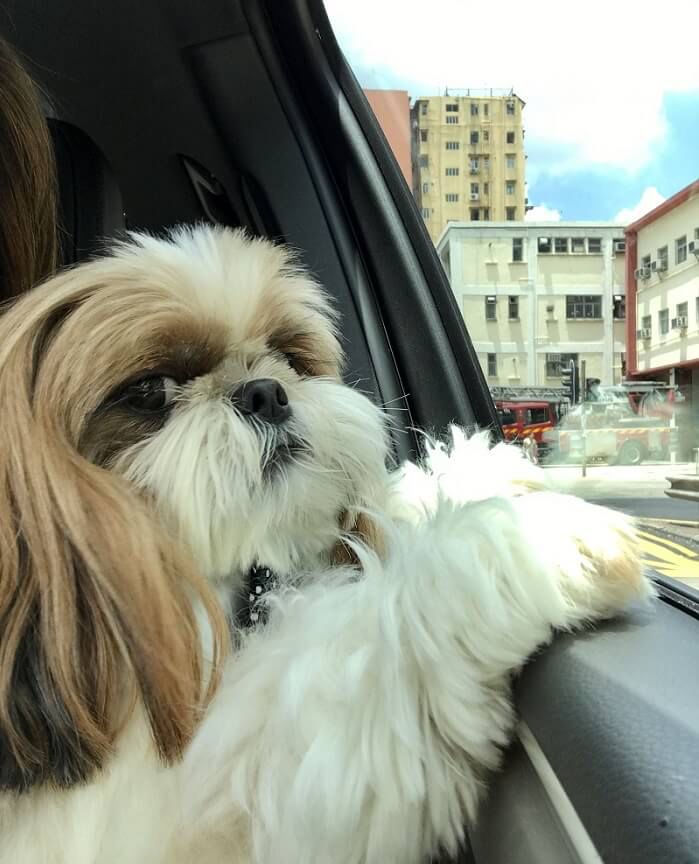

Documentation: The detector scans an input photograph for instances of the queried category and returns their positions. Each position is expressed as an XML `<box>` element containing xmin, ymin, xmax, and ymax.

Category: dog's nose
<box><xmin>230</xmin><ymin>379</ymin><xmax>291</xmax><ymax>425</ymax></box>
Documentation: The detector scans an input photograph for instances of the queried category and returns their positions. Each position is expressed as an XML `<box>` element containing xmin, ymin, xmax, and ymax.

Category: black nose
<box><xmin>230</xmin><ymin>379</ymin><xmax>291</xmax><ymax>425</ymax></box>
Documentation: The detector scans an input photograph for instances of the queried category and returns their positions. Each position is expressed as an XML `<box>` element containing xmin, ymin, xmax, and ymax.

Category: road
<box><xmin>542</xmin><ymin>462</ymin><xmax>699</xmax><ymax>591</ymax></box>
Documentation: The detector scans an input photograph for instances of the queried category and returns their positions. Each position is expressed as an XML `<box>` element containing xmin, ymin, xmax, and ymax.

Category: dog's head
<box><xmin>0</xmin><ymin>225</ymin><xmax>388</xmax><ymax>790</ymax></box>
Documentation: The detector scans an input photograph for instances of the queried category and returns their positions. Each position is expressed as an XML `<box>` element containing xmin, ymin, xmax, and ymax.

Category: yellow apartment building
<box><xmin>412</xmin><ymin>90</ymin><xmax>526</xmax><ymax>243</ymax></box>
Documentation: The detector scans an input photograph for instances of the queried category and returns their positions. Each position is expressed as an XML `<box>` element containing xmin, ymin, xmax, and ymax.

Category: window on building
<box><xmin>421</xmin><ymin>208</ymin><xmax>430</xmax><ymax>219</ymax></box>
<box><xmin>446</xmin><ymin>115</ymin><xmax>458</xmax><ymax>124</ymax></box>
<box><xmin>659</xmin><ymin>308</ymin><xmax>669</xmax><ymax>335</ymax></box>
<box><xmin>419</xmin><ymin>155</ymin><xmax>428</xmax><ymax>168</ymax></box>
<box><xmin>445</xmin><ymin>141</ymin><xmax>459</xmax><ymax>150</ymax></box>
<box><xmin>483</xmin><ymin>103</ymin><xmax>489</xmax><ymax>117</ymax></box>
<box><xmin>470</xmin><ymin>102</ymin><xmax>478</xmax><ymax>116</ymax></box>
<box><xmin>676</xmin><ymin>235</ymin><xmax>687</xmax><ymax>264</ymax></box>
<box><xmin>422</xmin><ymin>182</ymin><xmax>429</xmax><ymax>193</ymax></box>
<box><xmin>483</xmin><ymin>156</ymin><xmax>490</xmax><ymax>170</ymax></box>
<box><xmin>506</xmin><ymin>181</ymin><xmax>516</xmax><ymax>195</ymax></box>
<box><xmin>483</xmin><ymin>207</ymin><xmax>490</xmax><ymax>219</ymax></box>
<box><xmin>445</xmin><ymin>193</ymin><xmax>459</xmax><ymax>202</ymax></box>
<box><xmin>571</xmin><ymin>237</ymin><xmax>586</xmax><ymax>253</ymax></box>
<box><xmin>538</xmin><ymin>237</ymin><xmax>552</xmax><ymax>254</ymax></box>
<box><xmin>487</xmin><ymin>353</ymin><xmax>497</xmax><ymax>376</ymax></box>
<box><xmin>506</xmin><ymin>207</ymin><xmax>516</xmax><ymax>221</ymax></box>
<box><xmin>676</xmin><ymin>301</ymin><xmax>688</xmax><ymax>322</ymax></box>
<box><xmin>420</xmin><ymin>129</ymin><xmax>428</xmax><ymax>142</ymax></box>
<box><xmin>506</xmin><ymin>100</ymin><xmax>516</xmax><ymax>116</ymax></box>
<box><xmin>508</xmin><ymin>296</ymin><xmax>519</xmax><ymax>319</ymax></box>
<box><xmin>485</xmin><ymin>296</ymin><xmax>497</xmax><ymax>320</ymax></box>
<box><xmin>446</xmin><ymin>103</ymin><xmax>459</xmax><ymax>112</ymax></box>
<box><xmin>658</xmin><ymin>245</ymin><xmax>669</xmax><ymax>269</ymax></box>
<box><xmin>512</xmin><ymin>237</ymin><xmax>524</xmax><ymax>262</ymax></box>
<box><xmin>613</xmin><ymin>295</ymin><xmax>626</xmax><ymax>319</ymax></box>
<box><xmin>420</xmin><ymin>101</ymin><xmax>428</xmax><ymax>116</ymax></box>
<box><xmin>470</xmin><ymin>208</ymin><xmax>480</xmax><ymax>221</ymax></box>
<box><xmin>554</xmin><ymin>237</ymin><xmax>568</xmax><ymax>254</ymax></box>
<box><xmin>642</xmin><ymin>314</ymin><xmax>652</xmax><ymax>332</ymax></box>
<box><xmin>483</xmin><ymin>130</ymin><xmax>490</xmax><ymax>142</ymax></box>
<box><xmin>483</xmin><ymin>182</ymin><xmax>489</xmax><ymax>195</ymax></box>
<box><xmin>470</xmin><ymin>158</ymin><xmax>479</xmax><ymax>172</ymax></box>
<box><xmin>445</xmin><ymin>167</ymin><xmax>459</xmax><ymax>176</ymax></box>
<box><xmin>506</xmin><ymin>131</ymin><xmax>516</xmax><ymax>144</ymax></box>
<box><xmin>470</xmin><ymin>131</ymin><xmax>479</xmax><ymax>145</ymax></box>
<box><xmin>506</xmin><ymin>154</ymin><xmax>516</xmax><ymax>170</ymax></box>
<box><xmin>566</xmin><ymin>295</ymin><xmax>602</xmax><ymax>319</ymax></box>
<box><xmin>471</xmin><ymin>182</ymin><xmax>479</xmax><ymax>195</ymax></box>
<box><xmin>588</xmin><ymin>237</ymin><xmax>602</xmax><ymax>254</ymax></box>
<box><xmin>545</xmin><ymin>352</ymin><xmax>578</xmax><ymax>377</ymax></box>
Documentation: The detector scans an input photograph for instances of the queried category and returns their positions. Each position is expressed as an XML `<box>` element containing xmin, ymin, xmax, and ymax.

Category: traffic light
<box><xmin>561</xmin><ymin>360</ymin><xmax>579</xmax><ymax>404</ymax></box>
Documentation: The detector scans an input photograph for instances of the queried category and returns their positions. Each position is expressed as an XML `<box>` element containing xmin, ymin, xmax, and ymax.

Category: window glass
<box><xmin>327</xmin><ymin>0</ymin><xmax>699</xmax><ymax>589</ymax></box>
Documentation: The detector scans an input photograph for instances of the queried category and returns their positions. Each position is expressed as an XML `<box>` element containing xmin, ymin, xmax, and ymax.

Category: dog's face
<box><xmin>74</xmin><ymin>226</ymin><xmax>389</xmax><ymax>579</ymax></box>
<box><xmin>0</xmin><ymin>226</ymin><xmax>388</xmax><ymax>790</ymax></box>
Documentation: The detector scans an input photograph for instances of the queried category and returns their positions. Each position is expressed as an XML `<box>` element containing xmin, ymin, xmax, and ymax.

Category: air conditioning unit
<box><xmin>634</xmin><ymin>266</ymin><xmax>650</xmax><ymax>280</ymax></box>
<box><xmin>672</xmin><ymin>315</ymin><xmax>688</xmax><ymax>330</ymax></box>
<box><xmin>689</xmin><ymin>240</ymin><xmax>699</xmax><ymax>256</ymax></box>
<box><xmin>614</xmin><ymin>240</ymin><xmax>626</xmax><ymax>253</ymax></box>
<box><xmin>470</xmin><ymin>193</ymin><xmax>479</xmax><ymax>201</ymax></box>
<box><xmin>650</xmin><ymin>259</ymin><xmax>668</xmax><ymax>273</ymax></box>
<box><xmin>639</xmin><ymin>327</ymin><xmax>652</xmax><ymax>339</ymax></box>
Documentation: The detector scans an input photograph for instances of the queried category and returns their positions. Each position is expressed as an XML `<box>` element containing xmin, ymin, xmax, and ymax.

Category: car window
<box><xmin>526</xmin><ymin>407</ymin><xmax>548</xmax><ymax>425</ymax></box>
<box><xmin>325</xmin><ymin>0</ymin><xmax>699</xmax><ymax>592</ymax></box>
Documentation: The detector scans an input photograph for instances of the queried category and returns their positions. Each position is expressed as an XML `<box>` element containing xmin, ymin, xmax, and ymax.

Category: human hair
<box><xmin>0</xmin><ymin>35</ymin><xmax>58</xmax><ymax>302</ymax></box>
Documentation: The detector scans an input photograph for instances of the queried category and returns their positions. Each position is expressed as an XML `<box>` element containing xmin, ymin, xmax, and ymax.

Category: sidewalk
<box><xmin>542</xmin><ymin>462</ymin><xmax>696</xmax><ymax>499</ymax></box>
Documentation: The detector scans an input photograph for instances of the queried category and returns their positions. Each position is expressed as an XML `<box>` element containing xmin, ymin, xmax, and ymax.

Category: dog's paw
<box><xmin>565</xmin><ymin>499</ymin><xmax>654</xmax><ymax>618</ymax></box>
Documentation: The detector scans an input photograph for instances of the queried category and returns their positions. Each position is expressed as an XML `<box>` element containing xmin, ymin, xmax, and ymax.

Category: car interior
<box><xmin>3</xmin><ymin>0</ymin><xmax>698</xmax><ymax>861</ymax></box>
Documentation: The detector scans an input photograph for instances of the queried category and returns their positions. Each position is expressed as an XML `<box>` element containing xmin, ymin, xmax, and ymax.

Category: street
<box><xmin>543</xmin><ymin>461</ymin><xmax>699</xmax><ymax>591</ymax></box>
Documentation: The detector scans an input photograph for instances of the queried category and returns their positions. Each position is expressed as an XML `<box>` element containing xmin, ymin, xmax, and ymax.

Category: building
<box><xmin>412</xmin><ymin>90</ymin><xmax>526</xmax><ymax>243</ymax></box>
<box><xmin>625</xmin><ymin>179</ymin><xmax>699</xmax><ymax>455</ymax></box>
<box><xmin>363</xmin><ymin>89</ymin><xmax>412</xmax><ymax>187</ymax></box>
<box><xmin>437</xmin><ymin>222</ymin><xmax>627</xmax><ymax>388</ymax></box>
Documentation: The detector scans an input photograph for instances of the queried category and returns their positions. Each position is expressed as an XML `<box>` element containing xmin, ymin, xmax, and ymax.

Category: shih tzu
<box><xmin>0</xmin><ymin>225</ymin><xmax>651</xmax><ymax>864</ymax></box>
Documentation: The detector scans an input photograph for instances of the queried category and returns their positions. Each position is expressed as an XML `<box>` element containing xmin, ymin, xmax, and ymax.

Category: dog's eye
<box><xmin>121</xmin><ymin>376</ymin><xmax>179</xmax><ymax>413</ymax></box>
<box><xmin>280</xmin><ymin>350</ymin><xmax>308</xmax><ymax>376</ymax></box>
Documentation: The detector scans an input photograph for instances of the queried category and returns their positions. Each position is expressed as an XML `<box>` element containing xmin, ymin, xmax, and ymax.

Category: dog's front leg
<box><xmin>182</xmin><ymin>493</ymin><xmax>651</xmax><ymax>864</ymax></box>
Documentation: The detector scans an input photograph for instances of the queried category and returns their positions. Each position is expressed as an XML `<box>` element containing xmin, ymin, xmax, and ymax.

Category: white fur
<box><xmin>1</xmin><ymin>227</ymin><xmax>652</xmax><ymax>863</ymax></box>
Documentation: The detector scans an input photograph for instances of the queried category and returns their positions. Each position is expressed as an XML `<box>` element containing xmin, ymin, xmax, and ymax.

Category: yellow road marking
<box><xmin>638</xmin><ymin>534</ymin><xmax>699</xmax><ymax>580</ymax></box>
<box><xmin>638</xmin><ymin>530</ymin><xmax>698</xmax><ymax>558</ymax></box>
<box><xmin>642</xmin><ymin>518</ymin><xmax>699</xmax><ymax>527</ymax></box>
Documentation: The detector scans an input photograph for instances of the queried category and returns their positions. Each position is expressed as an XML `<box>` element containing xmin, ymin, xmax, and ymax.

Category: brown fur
<box><xmin>332</xmin><ymin>511</ymin><xmax>385</xmax><ymax>566</ymax></box>
<box><xmin>0</xmin><ymin>271</ymin><xmax>229</xmax><ymax>790</ymax></box>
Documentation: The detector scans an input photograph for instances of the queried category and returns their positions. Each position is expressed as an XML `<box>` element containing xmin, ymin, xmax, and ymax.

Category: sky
<box><xmin>324</xmin><ymin>0</ymin><xmax>699</xmax><ymax>224</ymax></box>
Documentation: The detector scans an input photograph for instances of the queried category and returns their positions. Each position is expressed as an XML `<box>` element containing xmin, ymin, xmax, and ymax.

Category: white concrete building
<box><xmin>437</xmin><ymin>222</ymin><xmax>627</xmax><ymax>388</ymax></box>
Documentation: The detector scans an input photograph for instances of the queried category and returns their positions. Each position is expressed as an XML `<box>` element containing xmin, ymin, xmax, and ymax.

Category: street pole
<box><xmin>581</xmin><ymin>359</ymin><xmax>587</xmax><ymax>478</ymax></box>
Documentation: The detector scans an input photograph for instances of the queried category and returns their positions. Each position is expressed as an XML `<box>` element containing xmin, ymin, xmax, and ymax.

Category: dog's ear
<box><xmin>0</xmin><ymin>292</ymin><xmax>228</xmax><ymax>792</ymax></box>
<box><xmin>331</xmin><ymin>510</ymin><xmax>385</xmax><ymax>567</ymax></box>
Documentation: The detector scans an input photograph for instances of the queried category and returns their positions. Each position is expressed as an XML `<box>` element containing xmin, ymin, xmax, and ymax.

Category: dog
<box><xmin>0</xmin><ymin>225</ymin><xmax>651</xmax><ymax>863</ymax></box>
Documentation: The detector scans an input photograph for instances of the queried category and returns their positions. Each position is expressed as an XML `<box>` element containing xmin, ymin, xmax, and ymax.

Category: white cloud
<box><xmin>325</xmin><ymin>0</ymin><xmax>698</xmax><ymax>175</ymax></box>
<box><xmin>525</xmin><ymin>204</ymin><xmax>561</xmax><ymax>222</ymax></box>
<box><xmin>614</xmin><ymin>187</ymin><xmax>666</xmax><ymax>225</ymax></box>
